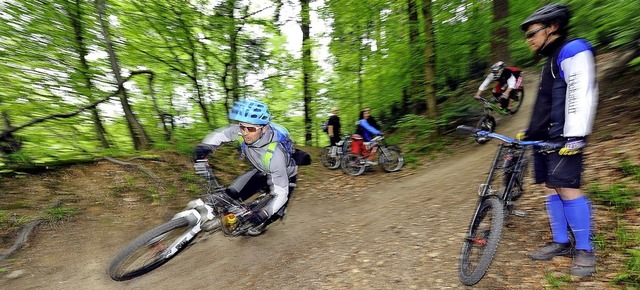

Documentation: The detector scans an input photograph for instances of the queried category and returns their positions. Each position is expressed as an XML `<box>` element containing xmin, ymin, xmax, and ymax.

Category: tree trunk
<box><xmin>0</xmin><ymin>112</ymin><xmax>21</xmax><ymax>154</ymax></box>
<box><xmin>68</xmin><ymin>0</ymin><xmax>110</xmax><ymax>149</ymax></box>
<box><xmin>491</xmin><ymin>0</ymin><xmax>510</xmax><ymax>64</ymax></box>
<box><xmin>421</xmin><ymin>0</ymin><xmax>438</xmax><ymax>123</ymax></box>
<box><xmin>407</xmin><ymin>0</ymin><xmax>422</xmax><ymax>114</ymax></box>
<box><xmin>96</xmin><ymin>0</ymin><xmax>151</xmax><ymax>150</ymax></box>
<box><xmin>145</xmin><ymin>73</ymin><xmax>172</xmax><ymax>141</ymax></box>
<box><xmin>301</xmin><ymin>0</ymin><xmax>313</xmax><ymax>145</ymax></box>
<box><xmin>226</xmin><ymin>0</ymin><xmax>241</xmax><ymax>103</ymax></box>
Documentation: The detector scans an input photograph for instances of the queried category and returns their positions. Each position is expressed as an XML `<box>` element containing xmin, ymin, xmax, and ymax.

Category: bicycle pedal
<box><xmin>511</xmin><ymin>210</ymin><xmax>527</xmax><ymax>217</ymax></box>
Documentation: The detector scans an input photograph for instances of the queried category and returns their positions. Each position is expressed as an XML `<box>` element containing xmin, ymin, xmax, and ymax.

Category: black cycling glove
<box><xmin>194</xmin><ymin>144</ymin><xmax>216</xmax><ymax>161</ymax></box>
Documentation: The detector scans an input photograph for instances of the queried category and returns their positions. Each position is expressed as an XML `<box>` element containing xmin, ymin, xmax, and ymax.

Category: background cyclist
<box><xmin>474</xmin><ymin>61</ymin><xmax>523</xmax><ymax>111</ymax></box>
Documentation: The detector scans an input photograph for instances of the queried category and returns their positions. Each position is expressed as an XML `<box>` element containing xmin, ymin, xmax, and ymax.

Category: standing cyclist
<box><xmin>519</xmin><ymin>3</ymin><xmax>598</xmax><ymax>277</ymax></box>
<box><xmin>474</xmin><ymin>61</ymin><xmax>523</xmax><ymax>111</ymax></box>
<box><xmin>194</xmin><ymin>99</ymin><xmax>298</xmax><ymax>234</ymax></box>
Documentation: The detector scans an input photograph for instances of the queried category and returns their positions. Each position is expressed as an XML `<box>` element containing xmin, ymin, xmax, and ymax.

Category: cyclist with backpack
<box><xmin>474</xmin><ymin>61</ymin><xmax>523</xmax><ymax>111</ymax></box>
<box><xmin>194</xmin><ymin>99</ymin><xmax>298</xmax><ymax>231</ymax></box>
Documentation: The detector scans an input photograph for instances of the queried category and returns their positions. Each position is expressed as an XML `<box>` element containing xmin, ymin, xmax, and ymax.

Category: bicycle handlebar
<box><xmin>456</xmin><ymin>125</ymin><xmax>563</xmax><ymax>151</ymax></box>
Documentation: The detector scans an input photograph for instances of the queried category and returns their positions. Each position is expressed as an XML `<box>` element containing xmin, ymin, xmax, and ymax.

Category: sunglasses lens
<box><xmin>525</xmin><ymin>26</ymin><xmax>545</xmax><ymax>39</ymax></box>
<box><xmin>240</xmin><ymin>125</ymin><xmax>259</xmax><ymax>132</ymax></box>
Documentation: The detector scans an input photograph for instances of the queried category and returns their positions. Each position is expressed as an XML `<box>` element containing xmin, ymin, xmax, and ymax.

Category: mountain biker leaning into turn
<box><xmin>474</xmin><ymin>61</ymin><xmax>523</xmax><ymax>111</ymax></box>
<box><xmin>194</xmin><ymin>99</ymin><xmax>298</xmax><ymax>231</ymax></box>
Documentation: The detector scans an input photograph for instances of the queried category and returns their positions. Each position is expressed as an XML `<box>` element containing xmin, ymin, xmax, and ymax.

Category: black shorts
<box><xmin>532</xmin><ymin>151</ymin><xmax>583</xmax><ymax>188</ymax></box>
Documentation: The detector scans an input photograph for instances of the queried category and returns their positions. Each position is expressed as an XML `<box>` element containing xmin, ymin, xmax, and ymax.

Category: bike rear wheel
<box><xmin>320</xmin><ymin>146</ymin><xmax>340</xmax><ymax>169</ymax></box>
<box><xmin>378</xmin><ymin>148</ymin><xmax>404</xmax><ymax>172</ymax></box>
<box><xmin>508</xmin><ymin>88</ymin><xmax>524</xmax><ymax>114</ymax></box>
<box><xmin>108</xmin><ymin>217</ymin><xmax>192</xmax><ymax>281</ymax></box>
<box><xmin>341</xmin><ymin>154</ymin><xmax>365</xmax><ymax>176</ymax></box>
<box><xmin>459</xmin><ymin>197</ymin><xmax>505</xmax><ymax>286</ymax></box>
<box><xmin>475</xmin><ymin>115</ymin><xmax>496</xmax><ymax>144</ymax></box>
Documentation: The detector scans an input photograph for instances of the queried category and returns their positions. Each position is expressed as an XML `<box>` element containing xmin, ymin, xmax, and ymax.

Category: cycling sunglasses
<box><xmin>238</xmin><ymin>124</ymin><xmax>263</xmax><ymax>133</ymax></box>
<box><xmin>525</xmin><ymin>25</ymin><xmax>546</xmax><ymax>39</ymax></box>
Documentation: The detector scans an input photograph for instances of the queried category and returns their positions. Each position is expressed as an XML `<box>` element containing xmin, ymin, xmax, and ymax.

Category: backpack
<box><xmin>320</xmin><ymin>122</ymin><xmax>328</xmax><ymax>133</ymax></box>
<box><xmin>241</xmin><ymin>123</ymin><xmax>311</xmax><ymax>168</ymax></box>
<box><xmin>506</xmin><ymin>66</ymin><xmax>522</xmax><ymax>78</ymax></box>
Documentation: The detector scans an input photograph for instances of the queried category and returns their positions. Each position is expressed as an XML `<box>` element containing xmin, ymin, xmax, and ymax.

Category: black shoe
<box><xmin>571</xmin><ymin>250</ymin><xmax>596</xmax><ymax>277</ymax></box>
<box><xmin>529</xmin><ymin>242</ymin><xmax>573</xmax><ymax>261</ymax></box>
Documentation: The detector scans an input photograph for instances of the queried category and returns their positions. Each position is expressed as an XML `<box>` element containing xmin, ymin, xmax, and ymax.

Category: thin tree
<box><xmin>421</xmin><ymin>0</ymin><xmax>438</xmax><ymax>122</ymax></box>
<box><xmin>408</xmin><ymin>0</ymin><xmax>422</xmax><ymax>113</ymax></box>
<box><xmin>96</xmin><ymin>0</ymin><xmax>151</xmax><ymax>150</ymax></box>
<box><xmin>301</xmin><ymin>0</ymin><xmax>313</xmax><ymax>145</ymax></box>
<box><xmin>491</xmin><ymin>0</ymin><xmax>510</xmax><ymax>63</ymax></box>
<box><xmin>65</xmin><ymin>0</ymin><xmax>110</xmax><ymax>149</ymax></box>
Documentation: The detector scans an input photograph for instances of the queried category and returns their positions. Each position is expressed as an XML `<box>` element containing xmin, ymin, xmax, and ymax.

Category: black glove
<box><xmin>246</xmin><ymin>209</ymin><xmax>269</xmax><ymax>226</ymax></box>
<box><xmin>194</xmin><ymin>144</ymin><xmax>215</xmax><ymax>161</ymax></box>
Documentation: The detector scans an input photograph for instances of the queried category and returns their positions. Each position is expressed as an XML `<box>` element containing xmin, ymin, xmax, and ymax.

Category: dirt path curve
<box><xmin>3</xmin><ymin>78</ymin><xmax>602</xmax><ymax>290</ymax></box>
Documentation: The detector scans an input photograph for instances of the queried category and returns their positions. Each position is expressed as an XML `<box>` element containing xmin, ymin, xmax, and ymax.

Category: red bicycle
<box><xmin>340</xmin><ymin>135</ymin><xmax>403</xmax><ymax>176</ymax></box>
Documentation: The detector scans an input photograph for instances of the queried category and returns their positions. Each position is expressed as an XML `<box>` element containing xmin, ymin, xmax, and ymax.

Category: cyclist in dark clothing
<box><xmin>519</xmin><ymin>3</ymin><xmax>598</xmax><ymax>277</ymax></box>
<box><xmin>327</xmin><ymin>107</ymin><xmax>341</xmax><ymax>146</ymax></box>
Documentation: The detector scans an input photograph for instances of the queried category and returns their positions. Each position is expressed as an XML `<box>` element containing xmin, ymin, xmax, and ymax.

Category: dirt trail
<box><xmin>0</xmin><ymin>75</ymin><xmax>611</xmax><ymax>290</ymax></box>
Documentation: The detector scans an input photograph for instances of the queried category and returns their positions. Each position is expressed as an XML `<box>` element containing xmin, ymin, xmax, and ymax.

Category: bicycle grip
<box><xmin>457</xmin><ymin>125</ymin><xmax>481</xmax><ymax>134</ymax></box>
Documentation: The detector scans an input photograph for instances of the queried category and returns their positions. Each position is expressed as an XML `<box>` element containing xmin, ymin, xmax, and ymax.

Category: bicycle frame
<box><xmin>472</xmin><ymin>143</ymin><xmax>529</xmax><ymax>219</ymax></box>
<box><xmin>457</xmin><ymin>125</ymin><xmax>563</xmax><ymax>285</ymax></box>
<box><xmin>478</xmin><ymin>96</ymin><xmax>509</xmax><ymax>117</ymax></box>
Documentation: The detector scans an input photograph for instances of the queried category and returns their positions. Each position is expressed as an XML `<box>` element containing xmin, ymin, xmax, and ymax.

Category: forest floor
<box><xmin>0</xmin><ymin>51</ymin><xmax>639</xmax><ymax>290</ymax></box>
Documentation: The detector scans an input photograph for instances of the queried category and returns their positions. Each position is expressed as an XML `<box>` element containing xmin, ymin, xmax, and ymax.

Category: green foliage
<box><xmin>592</xmin><ymin>234</ymin><xmax>607</xmax><ymax>251</ymax></box>
<box><xmin>543</xmin><ymin>271</ymin><xmax>572</xmax><ymax>289</ymax></box>
<box><xmin>588</xmin><ymin>183</ymin><xmax>640</xmax><ymax>212</ymax></box>
<box><xmin>614</xmin><ymin>249</ymin><xmax>640</xmax><ymax>288</ymax></box>
<box><xmin>392</xmin><ymin>114</ymin><xmax>437</xmax><ymax>153</ymax></box>
<box><xmin>614</xmin><ymin>218</ymin><xmax>639</xmax><ymax>250</ymax></box>
<box><xmin>619</xmin><ymin>160</ymin><xmax>640</xmax><ymax>181</ymax></box>
<box><xmin>42</xmin><ymin>204</ymin><xmax>79</xmax><ymax>223</ymax></box>
<box><xmin>0</xmin><ymin>210</ymin><xmax>8</xmax><ymax>226</ymax></box>
<box><xmin>0</xmin><ymin>0</ymin><xmax>638</xmax><ymax>174</ymax></box>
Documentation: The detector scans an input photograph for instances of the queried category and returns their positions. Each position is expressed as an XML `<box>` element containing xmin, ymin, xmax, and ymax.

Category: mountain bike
<box><xmin>340</xmin><ymin>135</ymin><xmax>404</xmax><ymax>176</ymax></box>
<box><xmin>456</xmin><ymin>125</ymin><xmax>561</xmax><ymax>286</ymax></box>
<box><xmin>108</xmin><ymin>160</ymin><xmax>277</xmax><ymax>281</ymax></box>
<box><xmin>320</xmin><ymin>133</ymin><xmax>351</xmax><ymax>169</ymax></box>
<box><xmin>474</xmin><ymin>88</ymin><xmax>524</xmax><ymax>144</ymax></box>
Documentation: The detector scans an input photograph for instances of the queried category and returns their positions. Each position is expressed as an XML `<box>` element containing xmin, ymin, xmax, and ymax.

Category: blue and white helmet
<box><xmin>228</xmin><ymin>99</ymin><xmax>271</xmax><ymax>125</ymax></box>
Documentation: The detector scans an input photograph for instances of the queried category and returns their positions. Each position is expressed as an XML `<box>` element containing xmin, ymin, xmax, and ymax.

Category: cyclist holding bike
<box><xmin>474</xmin><ymin>61</ymin><xmax>523</xmax><ymax>112</ymax></box>
<box><xmin>352</xmin><ymin>108</ymin><xmax>382</xmax><ymax>165</ymax></box>
<box><xmin>194</xmin><ymin>99</ymin><xmax>298</xmax><ymax>233</ymax></box>
<box><xmin>519</xmin><ymin>3</ymin><xmax>598</xmax><ymax>277</ymax></box>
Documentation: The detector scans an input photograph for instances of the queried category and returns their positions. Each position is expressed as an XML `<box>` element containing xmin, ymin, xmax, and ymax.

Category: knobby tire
<box><xmin>379</xmin><ymin>148</ymin><xmax>404</xmax><ymax>172</ymax></box>
<box><xmin>508</xmin><ymin>89</ymin><xmax>525</xmax><ymax>114</ymax></box>
<box><xmin>320</xmin><ymin>146</ymin><xmax>340</xmax><ymax>169</ymax></box>
<box><xmin>108</xmin><ymin>217</ymin><xmax>192</xmax><ymax>281</ymax></box>
<box><xmin>475</xmin><ymin>115</ymin><xmax>496</xmax><ymax>144</ymax></box>
<box><xmin>341</xmin><ymin>154</ymin><xmax>365</xmax><ymax>176</ymax></box>
<box><xmin>459</xmin><ymin>197</ymin><xmax>505</xmax><ymax>286</ymax></box>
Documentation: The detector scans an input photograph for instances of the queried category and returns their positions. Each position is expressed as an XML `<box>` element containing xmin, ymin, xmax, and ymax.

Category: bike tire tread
<box><xmin>459</xmin><ymin>197</ymin><xmax>505</xmax><ymax>286</ymax></box>
<box><xmin>108</xmin><ymin>217</ymin><xmax>191</xmax><ymax>281</ymax></box>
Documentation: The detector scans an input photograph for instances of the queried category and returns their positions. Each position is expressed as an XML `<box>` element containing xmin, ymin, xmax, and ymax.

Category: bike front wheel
<box><xmin>508</xmin><ymin>88</ymin><xmax>524</xmax><ymax>114</ymax></box>
<box><xmin>341</xmin><ymin>154</ymin><xmax>365</xmax><ymax>176</ymax></box>
<box><xmin>475</xmin><ymin>115</ymin><xmax>496</xmax><ymax>144</ymax></box>
<box><xmin>378</xmin><ymin>148</ymin><xmax>404</xmax><ymax>172</ymax></box>
<box><xmin>108</xmin><ymin>217</ymin><xmax>193</xmax><ymax>281</ymax></box>
<box><xmin>320</xmin><ymin>146</ymin><xmax>340</xmax><ymax>169</ymax></box>
<box><xmin>459</xmin><ymin>197</ymin><xmax>505</xmax><ymax>286</ymax></box>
